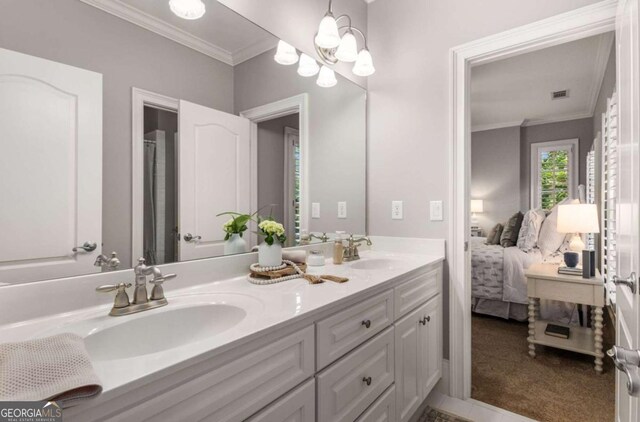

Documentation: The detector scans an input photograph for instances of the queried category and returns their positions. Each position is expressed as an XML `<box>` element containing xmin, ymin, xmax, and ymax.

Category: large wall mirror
<box><xmin>0</xmin><ymin>0</ymin><xmax>366</xmax><ymax>285</ymax></box>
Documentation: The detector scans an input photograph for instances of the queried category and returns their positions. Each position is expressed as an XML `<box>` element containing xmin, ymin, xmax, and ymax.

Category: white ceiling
<box><xmin>470</xmin><ymin>33</ymin><xmax>614</xmax><ymax>132</ymax></box>
<box><xmin>81</xmin><ymin>0</ymin><xmax>277</xmax><ymax>65</ymax></box>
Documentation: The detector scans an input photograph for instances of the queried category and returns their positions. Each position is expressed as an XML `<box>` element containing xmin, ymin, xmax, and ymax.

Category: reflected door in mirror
<box><xmin>0</xmin><ymin>48</ymin><xmax>102</xmax><ymax>284</ymax></box>
<box><xmin>178</xmin><ymin>100</ymin><xmax>252</xmax><ymax>260</ymax></box>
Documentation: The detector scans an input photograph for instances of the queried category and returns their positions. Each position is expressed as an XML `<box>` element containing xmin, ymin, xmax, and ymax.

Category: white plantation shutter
<box><xmin>601</xmin><ymin>92</ymin><xmax>618</xmax><ymax>305</ymax></box>
<box><xmin>586</xmin><ymin>148</ymin><xmax>596</xmax><ymax>251</ymax></box>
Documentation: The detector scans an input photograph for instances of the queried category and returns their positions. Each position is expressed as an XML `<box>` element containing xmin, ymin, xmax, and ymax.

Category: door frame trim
<box><xmin>447</xmin><ymin>0</ymin><xmax>617</xmax><ymax>399</ymax></box>
<box><xmin>131</xmin><ymin>87</ymin><xmax>179</xmax><ymax>265</ymax></box>
<box><xmin>240</xmin><ymin>94</ymin><xmax>309</xmax><ymax>247</ymax></box>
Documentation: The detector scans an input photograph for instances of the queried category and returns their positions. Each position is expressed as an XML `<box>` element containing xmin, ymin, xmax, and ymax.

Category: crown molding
<box><xmin>522</xmin><ymin>111</ymin><xmax>594</xmax><ymax>127</ymax></box>
<box><xmin>79</xmin><ymin>0</ymin><xmax>240</xmax><ymax>65</ymax></box>
<box><xmin>471</xmin><ymin>120</ymin><xmax>524</xmax><ymax>133</ymax></box>
<box><xmin>233</xmin><ymin>37</ymin><xmax>278</xmax><ymax>65</ymax></box>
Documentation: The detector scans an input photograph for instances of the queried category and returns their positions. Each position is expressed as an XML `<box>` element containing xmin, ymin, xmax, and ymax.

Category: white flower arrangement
<box><xmin>258</xmin><ymin>218</ymin><xmax>286</xmax><ymax>245</ymax></box>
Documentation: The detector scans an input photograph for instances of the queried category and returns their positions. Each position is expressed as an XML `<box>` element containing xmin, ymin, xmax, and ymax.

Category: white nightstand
<box><xmin>524</xmin><ymin>263</ymin><xmax>605</xmax><ymax>373</ymax></box>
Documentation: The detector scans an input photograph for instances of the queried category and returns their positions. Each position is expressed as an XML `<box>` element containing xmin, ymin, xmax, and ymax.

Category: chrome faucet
<box><xmin>96</xmin><ymin>257</ymin><xmax>176</xmax><ymax>316</ymax></box>
<box><xmin>94</xmin><ymin>252</ymin><xmax>120</xmax><ymax>272</ymax></box>
<box><xmin>343</xmin><ymin>234</ymin><xmax>372</xmax><ymax>262</ymax></box>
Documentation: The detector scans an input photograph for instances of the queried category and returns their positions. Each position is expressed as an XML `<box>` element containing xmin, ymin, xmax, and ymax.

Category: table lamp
<box><xmin>557</xmin><ymin>203</ymin><xmax>599</xmax><ymax>266</ymax></box>
<box><xmin>470</xmin><ymin>199</ymin><xmax>484</xmax><ymax>230</ymax></box>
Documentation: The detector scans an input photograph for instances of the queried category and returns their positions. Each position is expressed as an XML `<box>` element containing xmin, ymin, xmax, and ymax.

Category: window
<box><xmin>530</xmin><ymin>139</ymin><xmax>579</xmax><ymax>211</ymax></box>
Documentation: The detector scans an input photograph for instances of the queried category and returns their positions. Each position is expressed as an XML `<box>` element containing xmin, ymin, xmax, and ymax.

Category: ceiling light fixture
<box><xmin>316</xmin><ymin>65</ymin><xmax>337</xmax><ymax>88</ymax></box>
<box><xmin>169</xmin><ymin>0</ymin><xmax>206</xmax><ymax>20</ymax></box>
<box><xmin>274</xmin><ymin>40</ymin><xmax>299</xmax><ymax>65</ymax></box>
<box><xmin>314</xmin><ymin>0</ymin><xmax>374</xmax><ymax>77</ymax></box>
<box><xmin>298</xmin><ymin>53</ymin><xmax>320</xmax><ymax>77</ymax></box>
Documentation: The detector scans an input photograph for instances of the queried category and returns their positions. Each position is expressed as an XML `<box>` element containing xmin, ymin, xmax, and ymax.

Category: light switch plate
<box><xmin>392</xmin><ymin>201</ymin><xmax>403</xmax><ymax>220</ymax></box>
<box><xmin>338</xmin><ymin>202</ymin><xmax>347</xmax><ymax>219</ymax></box>
<box><xmin>312</xmin><ymin>202</ymin><xmax>320</xmax><ymax>219</ymax></box>
<box><xmin>430</xmin><ymin>200</ymin><xmax>443</xmax><ymax>221</ymax></box>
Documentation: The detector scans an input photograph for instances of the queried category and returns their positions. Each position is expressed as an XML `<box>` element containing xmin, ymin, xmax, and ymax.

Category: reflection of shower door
<box><xmin>178</xmin><ymin>100</ymin><xmax>251</xmax><ymax>261</ymax></box>
<box><xmin>0</xmin><ymin>48</ymin><xmax>102</xmax><ymax>284</ymax></box>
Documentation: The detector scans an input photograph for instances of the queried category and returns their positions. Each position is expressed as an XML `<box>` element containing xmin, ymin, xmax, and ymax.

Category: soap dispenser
<box><xmin>333</xmin><ymin>231</ymin><xmax>346</xmax><ymax>264</ymax></box>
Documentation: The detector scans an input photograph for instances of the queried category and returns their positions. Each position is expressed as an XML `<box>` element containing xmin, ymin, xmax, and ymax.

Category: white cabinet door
<box><xmin>419</xmin><ymin>296</ymin><xmax>442</xmax><ymax>397</ymax></box>
<box><xmin>614</xmin><ymin>0</ymin><xmax>640</xmax><ymax>420</ymax></box>
<box><xmin>178</xmin><ymin>100</ymin><xmax>251</xmax><ymax>261</ymax></box>
<box><xmin>0</xmin><ymin>48</ymin><xmax>102</xmax><ymax>284</ymax></box>
<box><xmin>394</xmin><ymin>304</ymin><xmax>423</xmax><ymax>422</ymax></box>
<box><xmin>247</xmin><ymin>379</ymin><xmax>315</xmax><ymax>422</ymax></box>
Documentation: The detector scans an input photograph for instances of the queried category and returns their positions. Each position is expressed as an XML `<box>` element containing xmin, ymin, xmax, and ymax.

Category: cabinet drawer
<box><xmin>317</xmin><ymin>290</ymin><xmax>394</xmax><ymax>369</ymax></box>
<box><xmin>247</xmin><ymin>379</ymin><xmax>315</xmax><ymax>422</ymax></box>
<box><xmin>109</xmin><ymin>326</ymin><xmax>315</xmax><ymax>422</ymax></box>
<box><xmin>528</xmin><ymin>278</ymin><xmax>598</xmax><ymax>304</ymax></box>
<box><xmin>356</xmin><ymin>385</ymin><xmax>396</xmax><ymax>422</ymax></box>
<box><xmin>317</xmin><ymin>327</ymin><xmax>395</xmax><ymax>422</ymax></box>
<box><xmin>394</xmin><ymin>267</ymin><xmax>441</xmax><ymax>319</ymax></box>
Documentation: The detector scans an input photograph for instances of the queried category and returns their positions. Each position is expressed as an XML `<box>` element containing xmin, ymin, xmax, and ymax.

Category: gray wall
<box><xmin>0</xmin><ymin>0</ymin><xmax>234</xmax><ymax>268</ymax></box>
<box><xmin>257</xmin><ymin>114</ymin><xmax>300</xmax><ymax>228</ymax></box>
<box><xmin>234</xmin><ymin>49</ymin><xmax>367</xmax><ymax>235</ymax></box>
<box><xmin>519</xmin><ymin>118</ymin><xmax>594</xmax><ymax>210</ymax></box>
<box><xmin>471</xmin><ymin>127</ymin><xmax>521</xmax><ymax>234</ymax></box>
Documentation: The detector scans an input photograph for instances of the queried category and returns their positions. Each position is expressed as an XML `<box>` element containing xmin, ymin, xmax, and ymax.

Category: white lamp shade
<box><xmin>169</xmin><ymin>0</ymin><xmax>205</xmax><ymax>20</ymax></box>
<box><xmin>315</xmin><ymin>14</ymin><xmax>341</xmax><ymax>49</ymax></box>
<box><xmin>470</xmin><ymin>200</ymin><xmax>484</xmax><ymax>213</ymax></box>
<box><xmin>557</xmin><ymin>204</ymin><xmax>600</xmax><ymax>233</ymax></box>
<box><xmin>297</xmin><ymin>53</ymin><xmax>320</xmax><ymax>77</ymax></box>
<box><xmin>274</xmin><ymin>40</ymin><xmax>299</xmax><ymax>65</ymax></box>
<box><xmin>352</xmin><ymin>48</ymin><xmax>375</xmax><ymax>77</ymax></box>
<box><xmin>316</xmin><ymin>65</ymin><xmax>337</xmax><ymax>88</ymax></box>
<box><xmin>335</xmin><ymin>31</ymin><xmax>359</xmax><ymax>62</ymax></box>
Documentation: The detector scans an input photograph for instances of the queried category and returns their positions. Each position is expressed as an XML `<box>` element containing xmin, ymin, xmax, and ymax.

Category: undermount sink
<box><xmin>349</xmin><ymin>258</ymin><xmax>398</xmax><ymax>270</ymax></box>
<box><xmin>55</xmin><ymin>293</ymin><xmax>262</xmax><ymax>361</ymax></box>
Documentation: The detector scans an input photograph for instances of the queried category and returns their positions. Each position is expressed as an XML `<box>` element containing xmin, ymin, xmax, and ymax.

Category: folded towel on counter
<box><xmin>0</xmin><ymin>333</ymin><xmax>102</xmax><ymax>408</ymax></box>
<box><xmin>282</xmin><ymin>250</ymin><xmax>307</xmax><ymax>263</ymax></box>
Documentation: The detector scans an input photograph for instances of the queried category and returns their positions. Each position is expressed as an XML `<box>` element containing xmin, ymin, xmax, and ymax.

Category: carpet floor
<box><xmin>471</xmin><ymin>313</ymin><xmax>615</xmax><ymax>422</ymax></box>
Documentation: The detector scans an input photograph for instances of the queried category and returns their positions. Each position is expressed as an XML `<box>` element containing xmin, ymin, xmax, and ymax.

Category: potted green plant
<box><xmin>256</xmin><ymin>217</ymin><xmax>287</xmax><ymax>267</ymax></box>
<box><xmin>216</xmin><ymin>212</ymin><xmax>252</xmax><ymax>255</ymax></box>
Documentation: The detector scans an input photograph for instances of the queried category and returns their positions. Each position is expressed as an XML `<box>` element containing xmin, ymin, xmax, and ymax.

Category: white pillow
<box><xmin>537</xmin><ymin>198</ymin><xmax>580</xmax><ymax>257</ymax></box>
<box><xmin>517</xmin><ymin>209</ymin><xmax>546</xmax><ymax>252</ymax></box>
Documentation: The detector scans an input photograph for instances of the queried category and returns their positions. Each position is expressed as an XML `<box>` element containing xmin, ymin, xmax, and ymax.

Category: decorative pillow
<box><xmin>500</xmin><ymin>212</ymin><xmax>524</xmax><ymax>248</ymax></box>
<box><xmin>517</xmin><ymin>209</ymin><xmax>546</xmax><ymax>252</ymax></box>
<box><xmin>485</xmin><ymin>223</ymin><xmax>504</xmax><ymax>245</ymax></box>
<box><xmin>537</xmin><ymin>198</ymin><xmax>580</xmax><ymax>257</ymax></box>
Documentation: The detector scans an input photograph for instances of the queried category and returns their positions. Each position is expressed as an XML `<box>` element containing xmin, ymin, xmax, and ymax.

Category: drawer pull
<box><xmin>426</xmin><ymin>316</ymin><xmax>431</xmax><ymax>322</ymax></box>
<box><xmin>362</xmin><ymin>376</ymin><xmax>372</xmax><ymax>386</ymax></box>
<box><xmin>361</xmin><ymin>319</ymin><xmax>371</xmax><ymax>329</ymax></box>
<box><xmin>419</xmin><ymin>317</ymin><xmax>426</xmax><ymax>325</ymax></box>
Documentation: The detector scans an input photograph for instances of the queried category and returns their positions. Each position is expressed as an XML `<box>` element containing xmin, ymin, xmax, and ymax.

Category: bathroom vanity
<box><xmin>0</xmin><ymin>239</ymin><xmax>444</xmax><ymax>422</ymax></box>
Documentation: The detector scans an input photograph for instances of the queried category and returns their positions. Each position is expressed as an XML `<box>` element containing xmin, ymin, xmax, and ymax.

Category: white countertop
<box><xmin>0</xmin><ymin>247</ymin><xmax>443</xmax><ymax>395</ymax></box>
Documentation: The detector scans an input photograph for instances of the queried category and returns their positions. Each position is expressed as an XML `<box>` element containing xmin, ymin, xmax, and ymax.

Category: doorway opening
<box><xmin>255</xmin><ymin>116</ymin><xmax>301</xmax><ymax>247</ymax></box>
<box><xmin>448</xmin><ymin>1</ymin><xmax>620</xmax><ymax>419</ymax></box>
<box><xmin>142</xmin><ymin>106</ymin><xmax>179</xmax><ymax>265</ymax></box>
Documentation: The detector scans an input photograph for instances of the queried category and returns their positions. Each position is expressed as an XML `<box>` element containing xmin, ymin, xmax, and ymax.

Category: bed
<box><xmin>471</xmin><ymin>236</ymin><xmax>578</xmax><ymax>323</ymax></box>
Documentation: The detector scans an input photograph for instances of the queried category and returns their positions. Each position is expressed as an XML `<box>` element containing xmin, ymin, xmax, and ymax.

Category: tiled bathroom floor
<box><xmin>425</xmin><ymin>391</ymin><xmax>538</xmax><ymax>422</ymax></box>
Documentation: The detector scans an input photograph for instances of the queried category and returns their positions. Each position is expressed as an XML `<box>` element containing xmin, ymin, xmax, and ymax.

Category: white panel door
<box><xmin>0</xmin><ymin>48</ymin><xmax>102</xmax><ymax>284</ymax></box>
<box><xmin>179</xmin><ymin>100</ymin><xmax>251</xmax><ymax>261</ymax></box>
<box><xmin>394</xmin><ymin>304</ymin><xmax>423</xmax><ymax>422</ymax></box>
<box><xmin>419</xmin><ymin>297</ymin><xmax>442</xmax><ymax>398</ymax></box>
<box><xmin>614</xmin><ymin>0</ymin><xmax>640</xmax><ymax>420</ymax></box>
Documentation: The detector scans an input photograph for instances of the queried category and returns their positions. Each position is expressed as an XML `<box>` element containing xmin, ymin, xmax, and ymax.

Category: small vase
<box><xmin>258</xmin><ymin>242</ymin><xmax>283</xmax><ymax>267</ymax></box>
<box><xmin>224</xmin><ymin>234</ymin><xmax>247</xmax><ymax>255</ymax></box>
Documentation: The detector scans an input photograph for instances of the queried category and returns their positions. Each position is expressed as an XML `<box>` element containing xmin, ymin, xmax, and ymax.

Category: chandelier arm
<box><xmin>338</xmin><ymin>25</ymin><xmax>368</xmax><ymax>49</ymax></box>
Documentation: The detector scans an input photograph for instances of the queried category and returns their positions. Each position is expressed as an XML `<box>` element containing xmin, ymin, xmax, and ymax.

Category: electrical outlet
<box><xmin>392</xmin><ymin>201</ymin><xmax>403</xmax><ymax>220</ymax></box>
<box><xmin>338</xmin><ymin>202</ymin><xmax>347</xmax><ymax>219</ymax></box>
<box><xmin>430</xmin><ymin>200</ymin><xmax>443</xmax><ymax>221</ymax></box>
<box><xmin>312</xmin><ymin>202</ymin><xmax>320</xmax><ymax>219</ymax></box>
